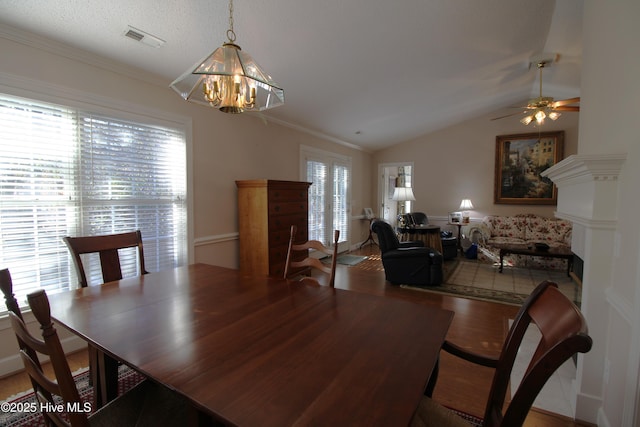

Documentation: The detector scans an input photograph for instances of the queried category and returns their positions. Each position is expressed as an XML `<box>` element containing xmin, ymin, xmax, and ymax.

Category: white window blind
<box><xmin>0</xmin><ymin>94</ymin><xmax>187</xmax><ymax>310</ymax></box>
<box><xmin>307</xmin><ymin>160</ymin><xmax>327</xmax><ymax>242</ymax></box>
<box><xmin>303</xmin><ymin>147</ymin><xmax>350</xmax><ymax>249</ymax></box>
<box><xmin>332</xmin><ymin>163</ymin><xmax>349</xmax><ymax>241</ymax></box>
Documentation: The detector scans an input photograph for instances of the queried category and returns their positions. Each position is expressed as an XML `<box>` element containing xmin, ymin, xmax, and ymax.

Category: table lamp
<box><xmin>392</xmin><ymin>187</ymin><xmax>416</xmax><ymax>216</ymax></box>
<box><xmin>459</xmin><ymin>199</ymin><xmax>473</xmax><ymax>224</ymax></box>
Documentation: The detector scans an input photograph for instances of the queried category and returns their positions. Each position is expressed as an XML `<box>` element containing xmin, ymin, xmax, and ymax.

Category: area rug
<box><xmin>401</xmin><ymin>259</ymin><xmax>579</xmax><ymax>306</ymax></box>
<box><xmin>349</xmin><ymin>254</ymin><xmax>460</xmax><ymax>281</ymax></box>
<box><xmin>0</xmin><ymin>365</ymin><xmax>145</xmax><ymax>427</ymax></box>
<box><xmin>335</xmin><ymin>254</ymin><xmax>368</xmax><ymax>266</ymax></box>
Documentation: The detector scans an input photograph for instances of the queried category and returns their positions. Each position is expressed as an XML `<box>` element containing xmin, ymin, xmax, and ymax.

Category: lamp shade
<box><xmin>392</xmin><ymin>187</ymin><xmax>416</xmax><ymax>202</ymax></box>
<box><xmin>459</xmin><ymin>199</ymin><xmax>474</xmax><ymax>210</ymax></box>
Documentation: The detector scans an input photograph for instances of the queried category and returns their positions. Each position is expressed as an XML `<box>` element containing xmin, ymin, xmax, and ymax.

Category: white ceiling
<box><xmin>0</xmin><ymin>0</ymin><xmax>583</xmax><ymax>151</ymax></box>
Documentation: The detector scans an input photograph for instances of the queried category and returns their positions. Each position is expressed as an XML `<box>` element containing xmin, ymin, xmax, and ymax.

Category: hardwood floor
<box><xmin>0</xmin><ymin>349</ymin><xmax>88</xmax><ymax>401</ymax></box>
<box><xmin>0</xmin><ymin>246</ymin><xmax>594</xmax><ymax>426</ymax></box>
<box><xmin>343</xmin><ymin>245</ymin><xmax>594</xmax><ymax>427</ymax></box>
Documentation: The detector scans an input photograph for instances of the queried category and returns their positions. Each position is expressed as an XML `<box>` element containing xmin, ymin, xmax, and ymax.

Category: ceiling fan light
<box><xmin>548</xmin><ymin>111</ymin><xmax>561</xmax><ymax>120</ymax></box>
<box><xmin>535</xmin><ymin>109</ymin><xmax>546</xmax><ymax>123</ymax></box>
<box><xmin>520</xmin><ymin>115</ymin><xmax>534</xmax><ymax>125</ymax></box>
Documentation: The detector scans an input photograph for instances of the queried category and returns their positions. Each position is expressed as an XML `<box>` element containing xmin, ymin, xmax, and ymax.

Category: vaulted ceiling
<box><xmin>0</xmin><ymin>0</ymin><xmax>582</xmax><ymax>150</ymax></box>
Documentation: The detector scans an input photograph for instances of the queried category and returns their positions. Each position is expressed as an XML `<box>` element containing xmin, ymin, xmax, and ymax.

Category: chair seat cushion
<box><xmin>410</xmin><ymin>397</ymin><xmax>472</xmax><ymax>427</ymax></box>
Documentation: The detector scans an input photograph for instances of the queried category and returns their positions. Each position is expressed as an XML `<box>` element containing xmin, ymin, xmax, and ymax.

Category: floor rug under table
<box><xmin>0</xmin><ymin>364</ymin><xmax>145</xmax><ymax>427</ymax></box>
<box><xmin>401</xmin><ymin>259</ymin><xmax>580</xmax><ymax>306</ymax></box>
<box><xmin>335</xmin><ymin>254</ymin><xmax>369</xmax><ymax>266</ymax></box>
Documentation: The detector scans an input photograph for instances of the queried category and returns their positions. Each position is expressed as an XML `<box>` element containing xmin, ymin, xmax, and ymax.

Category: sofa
<box><xmin>468</xmin><ymin>214</ymin><xmax>572</xmax><ymax>270</ymax></box>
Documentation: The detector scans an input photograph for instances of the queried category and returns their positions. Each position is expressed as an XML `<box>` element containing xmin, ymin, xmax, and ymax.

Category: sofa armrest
<box><xmin>466</xmin><ymin>223</ymin><xmax>490</xmax><ymax>245</ymax></box>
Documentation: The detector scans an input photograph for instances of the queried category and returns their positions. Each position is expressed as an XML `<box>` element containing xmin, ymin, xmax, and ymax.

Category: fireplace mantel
<box><xmin>541</xmin><ymin>154</ymin><xmax>626</xmax><ymax>226</ymax></box>
<box><xmin>541</xmin><ymin>153</ymin><xmax>627</xmax><ymax>422</ymax></box>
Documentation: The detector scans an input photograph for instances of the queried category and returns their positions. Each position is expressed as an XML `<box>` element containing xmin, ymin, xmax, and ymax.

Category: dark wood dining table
<box><xmin>47</xmin><ymin>263</ymin><xmax>453</xmax><ymax>426</ymax></box>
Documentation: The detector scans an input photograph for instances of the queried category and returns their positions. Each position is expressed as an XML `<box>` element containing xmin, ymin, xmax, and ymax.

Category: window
<box><xmin>0</xmin><ymin>94</ymin><xmax>187</xmax><ymax>309</ymax></box>
<box><xmin>301</xmin><ymin>146</ymin><xmax>350</xmax><ymax>252</ymax></box>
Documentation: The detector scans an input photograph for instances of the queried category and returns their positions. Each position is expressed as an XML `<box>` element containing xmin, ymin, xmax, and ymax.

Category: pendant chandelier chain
<box><xmin>226</xmin><ymin>0</ymin><xmax>237</xmax><ymax>43</ymax></box>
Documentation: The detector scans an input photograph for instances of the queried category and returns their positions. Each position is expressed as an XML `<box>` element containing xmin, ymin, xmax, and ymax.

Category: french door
<box><xmin>301</xmin><ymin>146</ymin><xmax>350</xmax><ymax>253</ymax></box>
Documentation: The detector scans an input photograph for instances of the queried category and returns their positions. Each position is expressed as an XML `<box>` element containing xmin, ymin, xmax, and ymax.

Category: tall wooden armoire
<box><xmin>236</xmin><ymin>180</ymin><xmax>311</xmax><ymax>277</ymax></box>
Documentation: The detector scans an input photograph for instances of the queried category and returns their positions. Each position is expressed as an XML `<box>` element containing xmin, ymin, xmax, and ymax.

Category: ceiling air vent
<box><xmin>123</xmin><ymin>26</ymin><xmax>165</xmax><ymax>48</ymax></box>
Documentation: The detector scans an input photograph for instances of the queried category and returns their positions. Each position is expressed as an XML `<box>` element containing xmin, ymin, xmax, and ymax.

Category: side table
<box><xmin>448</xmin><ymin>222</ymin><xmax>463</xmax><ymax>255</ymax></box>
<box><xmin>360</xmin><ymin>217</ymin><xmax>378</xmax><ymax>248</ymax></box>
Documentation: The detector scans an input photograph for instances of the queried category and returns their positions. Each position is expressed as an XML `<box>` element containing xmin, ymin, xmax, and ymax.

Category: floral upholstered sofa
<box><xmin>468</xmin><ymin>214</ymin><xmax>572</xmax><ymax>270</ymax></box>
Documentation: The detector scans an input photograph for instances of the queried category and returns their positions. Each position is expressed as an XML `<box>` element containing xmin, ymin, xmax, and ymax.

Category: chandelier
<box><xmin>170</xmin><ymin>0</ymin><xmax>284</xmax><ymax>114</ymax></box>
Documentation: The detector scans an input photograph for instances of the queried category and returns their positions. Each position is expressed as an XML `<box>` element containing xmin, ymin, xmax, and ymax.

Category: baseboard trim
<box><xmin>0</xmin><ymin>334</ymin><xmax>86</xmax><ymax>379</ymax></box>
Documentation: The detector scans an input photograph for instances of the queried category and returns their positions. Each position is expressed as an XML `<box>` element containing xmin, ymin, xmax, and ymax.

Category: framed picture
<box><xmin>364</xmin><ymin>207</ymin><xmax>374</xmax><ymax>219</ymax></box>
<box><xmin>494</xmin><ymin>131</ymin><xmax>564</xmax><ymax>205</ymax></box>
<box><xmin>448</xmin><ymin>212</ymin><xmax>462</xmax><ymax>224</ymax></box>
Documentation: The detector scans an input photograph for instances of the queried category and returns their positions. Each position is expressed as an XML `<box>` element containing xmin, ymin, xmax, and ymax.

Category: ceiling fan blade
<box><xmin>490</xmin><ymin>111</ymin><xmax>524</xmax><ymax>121</ymax></box>
<box><xmin>553</xmin><ymin>97</ymin><xmax>580</xmax><ymax>107</ymax></box>
<box><xmin>554</xmin><ymin>106</ymin><xmax>580</xmax><ymax>112</ymax></box>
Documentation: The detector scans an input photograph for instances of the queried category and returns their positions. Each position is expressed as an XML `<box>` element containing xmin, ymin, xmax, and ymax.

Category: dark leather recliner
<box><xmin>371</xmin><ymin>220</ymin><xmax>443</xmax><ymax>286</ymax></box>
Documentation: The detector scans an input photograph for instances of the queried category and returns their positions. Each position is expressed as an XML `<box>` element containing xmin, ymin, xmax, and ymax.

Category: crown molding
<box><xmin>0</xmin><ymin>23</ymin><xmax>369</xmax><ymax>152</ymax></box>
<box><xmin>0</xmin><ymin>23</ymin><xmax>168</xmax><ymax>88</ymax></box>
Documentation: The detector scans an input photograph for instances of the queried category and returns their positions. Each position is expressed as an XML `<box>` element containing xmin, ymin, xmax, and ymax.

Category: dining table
<box><xmin>47</xmin><ymin>263</ymin><xmax>454</xmax><ymax>426</ymax></box>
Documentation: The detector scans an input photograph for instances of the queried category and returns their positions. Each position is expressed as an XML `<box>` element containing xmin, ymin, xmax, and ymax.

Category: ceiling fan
<box><xmin>492</xmin><ymin>58</ymin><xmax>580</xmax><ymax>125</ymax></box>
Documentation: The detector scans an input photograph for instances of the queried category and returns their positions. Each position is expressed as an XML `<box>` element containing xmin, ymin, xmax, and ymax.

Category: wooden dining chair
<box><xmin>62</xmin><ymin>231</ymin><xmax>149</xmax><ymax>407</ymax></box>
<box><xmin>411</xmin><ymin>280</ymin><xmax>592</xmax><ymax>427</ymax></box>
<box><xmin>9</xmin><ymin>289</ymin><xmax>189</xmax><ymax>427</ymax></box>
<box><xmin>1</xmin><ymin>268</ymin><xmax>53</xmax><ymax>403</ymax></box>
<box><xmin>284</xmin><ymin>225</ymin><xmax>340</xmax><ymax>287</ymax></box>
<box><xmin>63</xmin><ymin>230</ymin><xmax>148</xmax><ymax>288</ymax></box>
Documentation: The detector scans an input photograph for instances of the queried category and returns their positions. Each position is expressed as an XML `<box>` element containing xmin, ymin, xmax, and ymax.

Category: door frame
<box><xmin>378</xmin><ymin>162</ymin><xmax>415</xmax><ymax>226</ymax></box>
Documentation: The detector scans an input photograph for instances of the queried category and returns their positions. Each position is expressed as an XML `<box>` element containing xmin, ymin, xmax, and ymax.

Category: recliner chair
<box><xmin>371</xmin><ymin>220</ymin><xmax>443</xmax><ymax>286</ymax></box>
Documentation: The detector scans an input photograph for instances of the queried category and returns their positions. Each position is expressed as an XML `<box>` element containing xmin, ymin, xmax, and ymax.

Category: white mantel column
<box><xmin>541</xmin><ymin>153</ymin><xmax>626</xmax><ymax>423</ymax></box>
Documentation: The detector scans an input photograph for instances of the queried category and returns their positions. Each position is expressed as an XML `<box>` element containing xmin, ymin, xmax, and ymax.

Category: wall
<box><xmin>0</xmin><ymin>28</ymin><xmax>373</xmax><ymax>376</ymax></box>
<box><xmin>372</xmin><ymin>107</ymin><xmax>579</xmax><ymax>226</ymax></box>
<box><xmin>577</xmin><ymin>1</ymin><xmax>640</xmax><ymax>425</ymax></box>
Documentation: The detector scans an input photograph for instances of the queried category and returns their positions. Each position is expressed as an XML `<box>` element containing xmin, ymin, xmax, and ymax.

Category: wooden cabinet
<box><xmin>236</xmin><ymin>180</ymin><xmax>311</xmax><ymax>277</ymax></box>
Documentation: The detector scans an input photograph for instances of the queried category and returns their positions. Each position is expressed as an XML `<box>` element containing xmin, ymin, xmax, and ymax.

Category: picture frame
<box><xmin>494</xmin><ymin>131</ymin><xmax>564</xmax><ymax>205</ymax></box>
<box><xmin>364</xmin><ymin>207</ymin><xmax>374</xmax><ymax>219</ymax></box>
<box><xmin>448</xmin><ymin>212</ymin><xmax>462</xmax><ymax>224</ymax></box>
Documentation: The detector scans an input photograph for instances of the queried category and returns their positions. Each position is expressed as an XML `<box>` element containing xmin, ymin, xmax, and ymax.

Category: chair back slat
<box><xmin>284</xmin><ymin>226</ymin><xmax>340</xmax><ymax>287</ymax></box>
<box><xmin>63</xmin><ymin>230</ymin><xmax>147</xmax><ymax>287</ymax></box>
